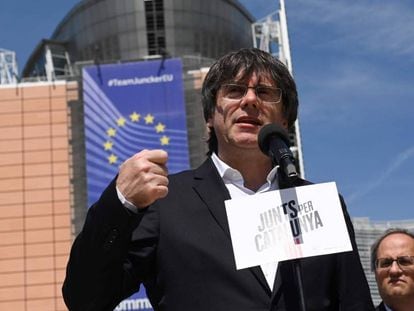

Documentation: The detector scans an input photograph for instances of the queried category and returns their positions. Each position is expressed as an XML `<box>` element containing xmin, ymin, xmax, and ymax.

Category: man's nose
<box><xmin>389</xmin><ymin>261</ymin><xmax>403</xmax><ymax>274</ymax></box>
<box><xmin>240</xmin><ymin>88</ymin><xmax>259</xmax><ymax>109</ymax></box>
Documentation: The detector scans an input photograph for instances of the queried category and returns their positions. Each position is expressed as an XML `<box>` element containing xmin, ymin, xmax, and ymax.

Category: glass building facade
<box><xmin>47</xmin><ymin>0</ymin><xmax>254</xmax><ymax>64</ymax></box>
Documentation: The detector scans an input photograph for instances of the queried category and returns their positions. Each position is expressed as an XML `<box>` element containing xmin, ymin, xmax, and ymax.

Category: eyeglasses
<box><xmin>220</xmin><ymin>84</ymin><xmax>282</xmax><ymax>104</ymax></box>
<box><xmin>375</xmin><ymin>256</ymin><xmax>414</xmax><ymax>270</ymax></box>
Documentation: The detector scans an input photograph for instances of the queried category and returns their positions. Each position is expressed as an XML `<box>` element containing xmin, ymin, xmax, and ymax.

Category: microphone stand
<box><xmin>277</xmin><ymin>169</ymin><xmax>307</xmax><ymax>311</ymax></box>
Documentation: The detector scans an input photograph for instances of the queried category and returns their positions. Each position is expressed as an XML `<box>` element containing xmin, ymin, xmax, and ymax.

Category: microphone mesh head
<box><xmin>258</xmin><ymin>123</ymin><xmax>290</xmax><ymax>156</ymax></box>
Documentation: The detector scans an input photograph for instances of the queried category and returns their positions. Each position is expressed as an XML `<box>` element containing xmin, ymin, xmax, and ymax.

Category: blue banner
<box><xmin>83</xmin><ymin>58</ymin><xmax>190</xmax><ymax>310</ymax></box>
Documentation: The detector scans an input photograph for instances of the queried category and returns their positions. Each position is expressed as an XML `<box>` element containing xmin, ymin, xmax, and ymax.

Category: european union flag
<box><xmin>83</xmin><ymin>58</ymin><xmax>190</xmax><ymax>207</ymax></box>
<box><xmin>83</xmin><ymin>58</ymin><xmax>190</xmax><ymax>311</ymax></box>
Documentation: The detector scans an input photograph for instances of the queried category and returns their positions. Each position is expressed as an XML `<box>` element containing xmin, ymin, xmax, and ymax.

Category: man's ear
<box><xmin>205</xmin><ymin>123</ymin><xmax>211</xmax><ymax>135</ymax></box>
<box><xmin>206</xmin><ymin>116</ymin><xmax>213</xmax><ymax>129</ymax></box>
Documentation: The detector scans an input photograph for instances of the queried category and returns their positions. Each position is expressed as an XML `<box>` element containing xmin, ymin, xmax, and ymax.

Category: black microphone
<box><xmin>258</xmin><ymin>123</ymin><xmax>298</xmax><ymax>180</ymax></box>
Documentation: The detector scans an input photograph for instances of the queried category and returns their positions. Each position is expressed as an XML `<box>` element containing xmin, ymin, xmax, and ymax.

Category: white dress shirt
<box><xmin>211</xmin><ymin>153</ymin><xmax>279</xmax><ymax>290</ymax></box>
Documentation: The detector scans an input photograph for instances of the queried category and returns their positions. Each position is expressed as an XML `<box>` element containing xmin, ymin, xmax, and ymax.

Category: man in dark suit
<box><xmin>63</xmin><ymin>48</ymin><xmax>374</xmax><ymax>310</ymax></box>
<box><xmin>371</xmin><ymin>228</ymin><xmax>414</xmax><ymax>311</ymax></box>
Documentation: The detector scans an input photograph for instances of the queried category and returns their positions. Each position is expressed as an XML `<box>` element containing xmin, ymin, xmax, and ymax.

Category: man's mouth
<box><xmin>389</xmin><ymin>278</ymin><xmax>405</xmax><ymax>285</ymax></box>
<box><xmin>235</xmin><ymin>116</ymin><xmax>262</xmax><ymax>126</ymax></box>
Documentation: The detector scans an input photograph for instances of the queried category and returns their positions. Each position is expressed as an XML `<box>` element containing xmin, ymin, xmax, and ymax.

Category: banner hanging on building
<box><xmin>83</xmin><ymin>58</ymin><xmax>189</xmax><ymax>311</ymax></box>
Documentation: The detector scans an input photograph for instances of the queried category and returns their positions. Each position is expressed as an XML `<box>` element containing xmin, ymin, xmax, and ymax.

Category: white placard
<box><xmin>225</xmin><ymin>182</ymin><xmax>352</xmax><ymax>270</ymax></box>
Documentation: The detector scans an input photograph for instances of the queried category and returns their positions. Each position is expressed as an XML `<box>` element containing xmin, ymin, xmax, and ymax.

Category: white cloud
<box><xmin>289</xmin><ymin>0</ymin><xmax>414</xmax><ymax>60</ymax></box>
<box><xmin>347</xmin><ymin>146</ymin><xmax>414</xmax><ymax>204</ymax></box>
<box><xmin>298</xmin><ymin>61</ymin><xmax>386</xmax><ymax>122</ymax></box>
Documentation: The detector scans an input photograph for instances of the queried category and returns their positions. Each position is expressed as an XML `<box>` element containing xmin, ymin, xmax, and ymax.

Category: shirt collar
<box><xmin>211</xmin><ymin>152</ymin><xmax>278</xmax><ymax>189</ymax></box>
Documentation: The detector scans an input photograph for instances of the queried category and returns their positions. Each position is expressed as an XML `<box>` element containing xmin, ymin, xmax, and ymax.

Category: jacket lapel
<box><xmin>193</xmin><ymin>158</ymin><xmax>232</xmax><ymax>237</ymax></box>
<box><xmin>192</xmin><ymin>158</ymin><xmax>271</xmax><ymax>293</ymax></box>
<box><xmin>376</xmin><ymin>302</ymin><xmax>387</xmax><ymax>311</ymax></box>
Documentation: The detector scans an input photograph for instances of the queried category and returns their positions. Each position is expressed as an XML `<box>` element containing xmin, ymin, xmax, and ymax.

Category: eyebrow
<box><xmin>225</xmin><ymin>81</ymin><xmax>276</xmax><ymax>87</ymax></box>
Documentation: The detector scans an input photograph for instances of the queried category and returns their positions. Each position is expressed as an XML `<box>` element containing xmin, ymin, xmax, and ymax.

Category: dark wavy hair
<box><xmin>201</xmin><ymin>48</ymin><xmax>299</xmax><ymax>155</ymax></box>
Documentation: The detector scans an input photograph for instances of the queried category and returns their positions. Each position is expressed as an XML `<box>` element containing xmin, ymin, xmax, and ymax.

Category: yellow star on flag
<box><xmin>108</xmin><ymin>154</ymin><xmax>118</xmax><ymax>164</ymax></box>
<box><xmin>130</xmin><ymin>112</ymin><xmax>141</xmax><ymax>122</ymax></box>
<box><xmin>117</xmin><ymin>117</ymin><xmax>126</xmax><ymax>127</ymax></box>
<box><xmin>107</xmin><ymin>127</ymin><xmax>116</xmax><ymax>137</ymax></box>
<box><xmin>103</xmin><ymin>141</ymin><xmax>113</xmax><ymax>150</ymax></box>
<box><xmin>144</xmin><ymin>113</ymin><xmax>155</xmax><ymax>124</ymax></box>
<box><xmin>155</xmin><ymin>122</ymin><xmax>166</xmax><ymax>133</ymax></box>
<box><xmin>160</xmin><ymin>135</ymin><xmax>170</xmax><ymax>146</ymax></box>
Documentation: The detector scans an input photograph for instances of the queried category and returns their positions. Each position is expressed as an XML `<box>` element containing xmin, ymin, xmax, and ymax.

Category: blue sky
<box><xmin>1</xmin><ymin>0</ymin><xmax>413</xmax><ymax>221</ymax></box>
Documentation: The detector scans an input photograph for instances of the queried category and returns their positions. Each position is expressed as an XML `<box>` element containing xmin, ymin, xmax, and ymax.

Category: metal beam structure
<box><xmin>22</xmin><ymin>40</ymin><xmax>74</xmax><ymax>82</ymax></box>
<box><xmin>251</xmin><ymin>0</ymin><xmax>305</xmax><ymax>178</ymax></box>
<box><xmin>44</xmin><ymin>42</ymin><xmax>74</xmax><ymax>81</ymax></box>
<box><xmin>0</xmin><ymin>48</ymin><xmax>19</xmax><ymax>84</ymax></box>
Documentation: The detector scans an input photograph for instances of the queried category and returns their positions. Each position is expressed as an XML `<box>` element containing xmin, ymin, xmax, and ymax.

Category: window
<box><xmin>144</xmin><ymin>0</ymin><xmax>166</xmax><ymax>55</ymax></box>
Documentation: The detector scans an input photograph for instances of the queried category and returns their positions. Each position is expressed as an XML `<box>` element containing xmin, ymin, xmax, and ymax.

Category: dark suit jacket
<box><xmin>63</xmin><ymin>158</ymin><xmax>374</xmax><ymax>310</ymax></box>
<box><xmin>375</xmin><ymin>302</ymin><xmax>387</xmax><ymax>311</ymax></box>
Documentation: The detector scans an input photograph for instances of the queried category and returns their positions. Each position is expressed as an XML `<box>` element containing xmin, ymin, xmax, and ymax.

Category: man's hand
<box><xmin>116</xmin><ymin>149</ymin><xmax>169</xmax><ymax>209</ymax></box>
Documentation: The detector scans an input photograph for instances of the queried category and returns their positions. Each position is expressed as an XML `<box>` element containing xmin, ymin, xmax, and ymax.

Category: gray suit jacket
<box><xmin>63</xmin><ymin>158</ymin><xmax>374</xmax><ymax>310</ymax></box>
